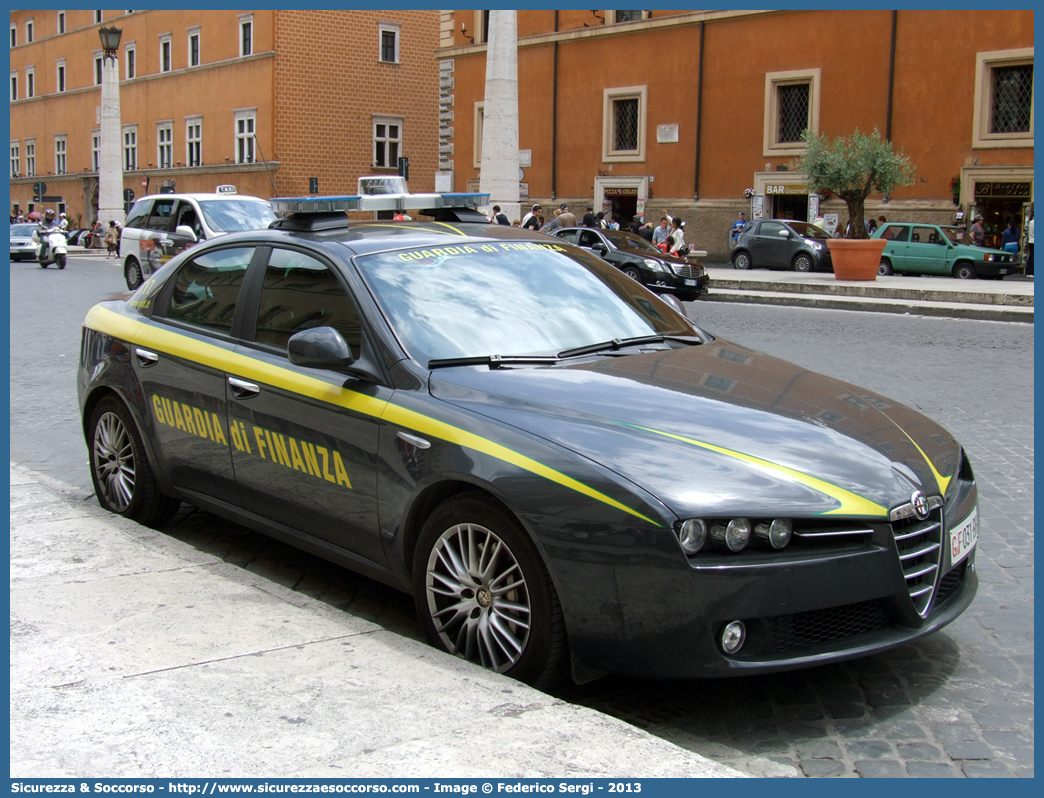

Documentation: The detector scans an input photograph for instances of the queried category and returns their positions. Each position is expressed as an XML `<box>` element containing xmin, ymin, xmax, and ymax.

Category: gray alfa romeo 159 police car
<box><xmin>78</xmin><ymin>179</ymin><xmax>978</xmax><ymax>688</ymax></box>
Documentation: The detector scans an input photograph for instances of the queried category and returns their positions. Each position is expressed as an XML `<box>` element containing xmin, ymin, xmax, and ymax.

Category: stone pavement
<box><xmin>9</xmin><ymin>465</ymin><xmax>741</xmax><ymax>779</ymax></box>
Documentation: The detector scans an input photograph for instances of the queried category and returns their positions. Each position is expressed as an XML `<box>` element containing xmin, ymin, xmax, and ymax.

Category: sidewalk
<box><xmin>697</xmin><ymin>263</ymin><xmax>1033</xmax><ymax>323</ymax></box>
<box><xmin>9</xmin><ymin>465</ymin><xmax>742</xmax><ymax>779</ymax></box>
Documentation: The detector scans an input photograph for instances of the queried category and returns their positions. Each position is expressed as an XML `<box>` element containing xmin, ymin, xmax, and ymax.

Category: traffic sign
<box><xmin>123</xmin><ymin>189</ymin><xmax>135</xmax><ymax>202</ymax></box>
<box><xmin>33</xmin><ymin>181</ymin><xmax>47</xmax><ymax>197</ymax></box>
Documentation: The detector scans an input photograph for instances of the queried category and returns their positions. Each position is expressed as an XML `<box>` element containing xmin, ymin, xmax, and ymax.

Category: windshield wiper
<box><xmin>557</xmin><ymin>334</ymin><xmax>703</xmax><ymax>359</ymax></box>
<box><xmin>428</xmin><ymin>354</ymin><xmax>561</xmax><ymax>370</ymax></box>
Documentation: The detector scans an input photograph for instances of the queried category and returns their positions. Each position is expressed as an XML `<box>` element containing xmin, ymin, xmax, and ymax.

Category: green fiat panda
<box><xmin>873</xmin><ymin>222</ymin><xmax>1017</xmax><ymax>279</ymax></box>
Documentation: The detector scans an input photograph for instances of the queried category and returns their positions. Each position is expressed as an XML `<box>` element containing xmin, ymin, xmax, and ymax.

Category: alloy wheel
<box><xmin>425</xmin><ymin>522</ymin><xmax>531</xmax><ymax>672</ymax></box>
<box><xmin>93</xmin><ymin>411</ymin><xmax>136</xmax><ymax>512</ymax></box>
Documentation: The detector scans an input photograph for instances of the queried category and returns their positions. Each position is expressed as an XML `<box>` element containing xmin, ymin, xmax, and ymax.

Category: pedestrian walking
<box><xmin>866</xmin><ymin>216</ymin><xmax>878</xmax><ymax>235</ymax></box>
<box><xmin>103</xmin><ymin>220</ymin><xmax>119</xmax><ymax>257</ymax></box>
<box><xmin>489</xmin><ymin>205</ymin><xmax>510</xmax><ymax>225</ymax></box>
<box><xmin>557</xmin><ymin>203</ymin><xmax>576</xmax><ymax>228</ymax></box>
<box><xmin>970</xmin><ymin>215</ymin><xmax>985</xmax><ymax>247</ymax></box>
<box><xmin>522</xmin><ymin>207</ymin><xmax>542</xmax><ymax>230</ymax></box>
<box><xmin>521</xmin><ymin>203</ymin><xmax>541</xmax><ymax>228</ymax></box>
<box><xmin>1001</xmin><ymin>220</ymin><xmax>1021</xmax><ymax>255</ymax></box>
<box><xmin>730</xmin><ymin>211</ymin><xmax>747</xmax><ymax>248</ymax></box>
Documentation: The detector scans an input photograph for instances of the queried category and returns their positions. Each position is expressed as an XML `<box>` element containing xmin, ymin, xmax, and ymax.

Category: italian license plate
<box><xmin>999</xmin><ymin>268</ymin><xmax>1010</xmax><ymax>275</ymax></box>
<box><xmin>949</xmin><ymin>508</ymin><xmax>978</xmax><ymax>565</ymax></box>
<box><xmin>684</xmin><ymin>279</ymin><xmax>697</xmax><ymax>286</ymax></box>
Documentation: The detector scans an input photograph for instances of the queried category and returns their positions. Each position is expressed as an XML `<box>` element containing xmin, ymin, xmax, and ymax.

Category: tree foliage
<box><xmin>795</xmin><ymin>128</ymin><xmax>916</xmax><ymax>239</ymax></box>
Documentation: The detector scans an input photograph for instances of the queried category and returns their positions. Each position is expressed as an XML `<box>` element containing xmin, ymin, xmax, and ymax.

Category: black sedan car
<box><xmin>78</xmin><ymin>189</ymin><xmax>977</xmax><ymax>688</ymax></box>
<box><xmin>551</xmin><ymin>226</ymin><xmax>709</xmax><ymax>301</ymax></box>
<box><xmin>732</xmin><ymin>219</ymin><xmax>833</xmax><ymax>272</ymax></box>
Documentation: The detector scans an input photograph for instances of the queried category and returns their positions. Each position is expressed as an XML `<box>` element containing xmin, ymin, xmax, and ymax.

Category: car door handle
<box><xmin>135</xmin><ymin>348</ymin><xmax>159</xmax><ymax>367</ymax></box>
<box><xmin>228</xmin><ymin>377</ymin><xmax>260</xmax><ymax>400</ymax></box>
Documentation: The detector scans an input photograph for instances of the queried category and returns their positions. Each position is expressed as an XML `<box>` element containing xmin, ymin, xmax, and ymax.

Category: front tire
<box><xmin>88</xmin><ymin>396</ymin><xmax>180</xmax><ymax>527</ymax></box>
<box><xmin>56</xmin><ymin>252</ymin><xmax>67</xmax><ymax>269</ymax></box>
<box><xmin>124</xmin><ymin>257</ymin><xmax>144</xmax><ymax>290</ymax></box>
<box><xmin>413</xmin><ymin>493</ymin><xmax>568</xmax><ymax>689</ymax></box>
<box><xmin>732</xmin><ymin>250</ymin><xmax>752</xmax><ymax>270</ymax></box>
<box><xmin>952</xmin><ymin>261</ymin><xmax>976</xmax><ymax>280</ymax></box>
<box><xmin>622</xmin><ymin>266</ymin><xmax>642</xmax><ymax>282</ymax></box>
<box><xmin>792</xmin><ymin>253</ymin><xmax>814</xmax><ymax>273</ymax></box>
<box><xmin>878</xmin><ymin>258</ymin><xmax>894</xmax><ymax>276</ymax></box>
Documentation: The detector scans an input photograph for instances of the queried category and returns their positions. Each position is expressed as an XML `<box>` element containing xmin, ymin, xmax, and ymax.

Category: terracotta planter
<box><xmin>827</xmin><ymin>238</ymin><xmax>887</xmax><ymax>281</ymax></box>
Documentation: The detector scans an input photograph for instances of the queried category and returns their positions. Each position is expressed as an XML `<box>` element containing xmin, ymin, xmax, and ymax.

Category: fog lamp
<box><xmin>711</xmin><ymin>518</ymin><xmax>751</xmax><ymax>552</ymax></box>
<box><xmin>721</xmin><ymin>620</ymin><xmax>746</xmax><ymax>654</ymax></box>
<box><xmin>678</xmin><ymin>519</ymin><xmax>707</xmax><ymax>555</ymax></box>
<box><xmin>755</xmin><ymin>518</ymin><xmax>793</xmax><ymax>550</ymax></box>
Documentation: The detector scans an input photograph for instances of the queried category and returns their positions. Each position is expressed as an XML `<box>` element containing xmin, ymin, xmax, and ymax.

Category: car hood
<box><xmin>428</xmin><ymin>339</ymin><xmax>960</xmax><ymax>520</ymax></box>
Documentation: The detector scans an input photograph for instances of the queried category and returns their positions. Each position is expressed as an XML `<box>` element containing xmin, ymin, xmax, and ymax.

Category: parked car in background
<box><xmin>731</xmin><ymin>220</ymin><xmax>833</xmax><ymax>272</ymax></box>
<box><xmin>873</xmin><ymin>223</ymin><xmax>1017</xmax><ymax>279</ymax></box>
<box><xmin>9</xmin><ymin>223</ymin><xmax>38</xmax><ymax>261</ymax></box>
<box><xmin>551</xmin><ymin>226</ymin><xmax>709</xmax><ymax>301</ymax></box>
<box><xmin>119</xmin><ymin>188</ymin><xmax>277</xmax><ymax>290</ymax></box>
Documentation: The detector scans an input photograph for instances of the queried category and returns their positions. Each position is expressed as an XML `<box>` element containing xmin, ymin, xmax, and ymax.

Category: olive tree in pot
<box><xmin>795</xmin><ymin>127</ymin><xmax>916</xmax><ymax>280</ymax></box>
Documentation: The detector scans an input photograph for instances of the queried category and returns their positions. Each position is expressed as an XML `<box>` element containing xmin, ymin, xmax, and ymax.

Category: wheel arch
<box><xmin>952</xmin><ymin>259</ymin><xmax>975</xmax><ymax>278</ymax></box>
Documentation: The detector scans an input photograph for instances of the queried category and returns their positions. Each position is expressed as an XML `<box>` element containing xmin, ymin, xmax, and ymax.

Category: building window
<box><xmin>473</xmin><ymin>102</ymin><xmax>484</xmax><ymax>168</ymax></box>
<box><xmin>373</xmin><ymin>116</ymin><xmax>402</xmax><ymax>167</ymax></box>
<box><xmin>94</xmin><ymin>53</ymin><xmax>103</xmax><ymax>86</ymax></box>
<box><xmin>613</xmin><ymin>10</ymin><xmax>644</xmax><ymax>23</ymax></box>
<box><xmin>11</xmin><ymin>141</ymin><xmax>20</xmax><ymax>178</ymax></box>
<box><xmin>188</xmin><ymin>28</ymin><xmax>200</xmax><ymax>67</ymax></box>
<box><xmin>26</xmin><ymin>19</ymin><xmax>33</xmax><ymax>44</ymax></box>
<box><xmin>10</xmin><ymin>71</ymin><xmax>17</xmax><ymax>101</ymax></box>
<box><xmin>160</xmin><ymin>34</ymin><xmax>172</xmax><ymax>72</ymax></box>
<box><xmin>56</xmin><ymin>59</ymin><xmax>65</xmax><ymax>93</ymax></box>
<box><xmin>25</xmin><ymin>139</ymin><xmax>35</xmax><ymax>176</ymax></box>
<box><xmin>95</xmin><ymin>11</ymin><xmax>103</xmax><ymax>24</ymax></box>
<box><xmin>92</xmin><ymin>130</ymin><xmax>100</xmax><ymax>171</ymax></box>
<box><xmin>157</xmin><ymin>121</ymin><xmax>173</xmax><ymax>168</ymax></box>
<box><xmin>476</xmin><ymin>10</ymin><xmax>490</xmax><ymax>44</ymax></box>
<box><xmin>379</xmin><ymin>23</ymin><xmax>400</xmax><ymax>64</ymax></box>
<box><xmin>235</xmin><ymin>110</ymin><xmax>255</xmax><ymax>163</ymax></box>
<box><xmin>186</xmin><ymin>116</ymin><xmax>202</xmax><ymax>166</ymax></box>
<box><xmin>57</xmin><ymin>11</ymin><xmax>65</xmax><ymax>34</ymax></box>
<box><xmin>602</xmin><ymin>85</ymin><xmax>647</xmax><ymax>162</ymax></box>
<box><xmin>123</xmin><ymin>125</ymin><xmax>138</xmax><ymax>170</ymax></box>
<box><xmin>239</xmin><ymin>15</ymin><xmax>253</xmax><ymax>57</ymax></box>
<box><xmin>763</xmin><ymin>68</ymin><xmax>821</xmax><ymax>157</ymax></box>
<box><xmin>973</xmin><ymin>48</ymin><xmax>1034</xmax><ymax>148</ymax></box>
<box><xmin>26</xmin><ymin>66</ymin><xmax>34</xmax><ymax>98</ymax></box>
<box><xmin>125</xmin><ymin>43</ymin><xmax>136</xmax><ymax>79</ymax></box>
<box><xmin>10</xmin><ymin>23</ymin><xmax>16</xmax><ymax>48</ymax></box>
<box><xmin>55</xmin><ymin>135</ymin><xmax>67</xmax><ymax>175</ymax></box>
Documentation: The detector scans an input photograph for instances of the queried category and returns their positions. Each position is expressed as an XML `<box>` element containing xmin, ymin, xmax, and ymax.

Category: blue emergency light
<box><xmin>271</xmin><ymin>176</ymin><xmax>489</xmax><ymax>217</ymax></box>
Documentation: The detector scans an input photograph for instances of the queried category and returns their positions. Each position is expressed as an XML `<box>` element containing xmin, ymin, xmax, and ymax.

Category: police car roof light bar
<box><xmin>270</xmin><ymin>192</ymin><xmax>490</xmax><ymax>217</ymax></box>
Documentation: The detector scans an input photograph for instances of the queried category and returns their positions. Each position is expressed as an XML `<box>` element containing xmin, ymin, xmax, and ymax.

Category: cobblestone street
<box><xmin>10</xmin><ymin>258</ymin><xmax>1034</xmax><ymax>777</ymax></box>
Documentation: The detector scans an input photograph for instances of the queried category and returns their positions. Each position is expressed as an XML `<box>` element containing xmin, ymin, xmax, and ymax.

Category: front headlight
<box><xmin>805</xmin><ymin>239</ymin><xmax>823</xmax><ymax>251</ymax></box>
<box><xmin>984</xmin><ymin>254</ymin><xmax>996</xmax><ymax>262</ymax></box>
<box><xmin>643</xmin><ymin>258</ymin><xmax>666</xmax><ymax>272</ymax></box>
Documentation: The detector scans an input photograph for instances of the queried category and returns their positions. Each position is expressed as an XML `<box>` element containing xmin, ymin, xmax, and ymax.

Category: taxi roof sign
<box><xmin>215</xmin><ymin>184</ymin><xmax>237</xmax><ymax>194</ymax></box>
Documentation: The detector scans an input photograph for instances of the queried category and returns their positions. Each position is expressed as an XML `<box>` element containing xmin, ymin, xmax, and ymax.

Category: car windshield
<box><xmin>605</xmin><ymin>230</ymin><xmax>662</xmax><ymax>254</ymax></box>
<box><xmin>786</xmin><ymin>221</ymin><xmax>830</xmax><ymax>240</ymax></box>
<box><xmin>940</xmin><ymin>226</ymin><xmax>975</xmax><ymax>246</ymax></box>
<box><xmin>197</xmin><ymin>199</ymin><xmax>277</xmax><ymax>233</ymax></box>
<box><xmin>10</xmin><ymin>224</ymin><xmax>36</xmax><ymax>236</ymax></box>
<box><xmin>354</xmin><ymin>241</ymin><xmax>696</xmax><ymax>364</ymax></box>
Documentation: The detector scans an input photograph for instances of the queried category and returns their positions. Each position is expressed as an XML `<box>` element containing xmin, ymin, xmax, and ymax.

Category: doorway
<box><xmin>773</xmin><ymin>193</ymin><xmax>809</xmax><ymax>222</ymax></box>
<box><xmin>973</xmin><ymin>181</ymin><xmax>1032</xmax><ymax>249</ymax></box>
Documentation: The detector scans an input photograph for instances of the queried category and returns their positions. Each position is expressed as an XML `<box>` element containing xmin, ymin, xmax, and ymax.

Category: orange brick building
<box><xmin>9</xmin><ymin>9</ymin><xmax>439</xmax><ymax>227</ymax></box>
<box><xmin>438</xmin><ymin>10</ymin><xmax>1034</xmax><ymax>257</ymax></box>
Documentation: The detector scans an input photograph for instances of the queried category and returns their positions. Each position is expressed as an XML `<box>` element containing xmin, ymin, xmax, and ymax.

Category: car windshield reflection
<box><xmin>197</xmin><ymin>199</ymin><xmax>277</xmax><ymax>233</ymax></box>
<box><xmin>786</xmin><ymin>221</ymin><xmax>830</xmax><ymax>239</ymax></box>
<box><xmin>605</xmin><ymin>231</ymin><xmax>662</xmax><ymax>254</ymax></box>
<box><xmin>354</xmin><ymin>242</ymin><xmax>695</xmax><ymax>365</ymax></box>
<box><xmin>941</xmin><ymin>226</ymin><xmax>974</xmax><ymax>246</ymax></box>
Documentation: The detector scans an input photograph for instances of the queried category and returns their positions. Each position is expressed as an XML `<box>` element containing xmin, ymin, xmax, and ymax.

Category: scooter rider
<box><xmin>38</xmin><ymin>209</ymin><xmax>61</xmax><ymax>261</ymax></box>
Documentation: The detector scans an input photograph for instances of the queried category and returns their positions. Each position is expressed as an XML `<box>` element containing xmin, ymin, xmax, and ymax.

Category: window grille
<box><xmin>991</xmin><ymin>64</ymin><xmax>1033</xmax><ymax>134</ymax></box>
<box><xmin>777</xmin><ymin>83</ymin><xmax>809</xmax><ymax>143</ymax></box>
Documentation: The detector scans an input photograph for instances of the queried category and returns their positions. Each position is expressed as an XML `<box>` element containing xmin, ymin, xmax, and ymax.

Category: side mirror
<box><xmin>288</xmin><ymin>327</ymin><xmax>354</xmax><ymax>369</ymax></box>
<box><xmin>778</xmin><ymin>229</ymin><xmax>790</xmax><ymax>237</ymax></box>
<box><xmin>591</xmin><ymin>242</ymin><xmax>608</xmax><ymax>254</ymax></box>
<box><xmin>174</xmin><ymin>225</ymin><xmax>198</xmax><ymax>242</ymax></box>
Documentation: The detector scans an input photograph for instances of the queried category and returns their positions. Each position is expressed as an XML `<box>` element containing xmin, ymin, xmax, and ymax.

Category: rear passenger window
<box><xmin>124</xmin><ymin>200</ymin><xmax>152</xmax><ymax>230</ymax></box>
<box><xmin>254</xmin><ymin>249</ymin><xmax>362</xmax><ymax>354</ymax></box>
<box><xmin>881</xmin><ymin>226</ymin><xmax>909</xmax><ymax>242</ymax></box>
<box><xmin>164</xmin><ymin>247</ymin><xmax>254</xmax><ymax>333</ymax></box>
<box><xmin>148</xmin><ymin>199</ymin><xmax>176</xmax><ymax>232</ymax></box>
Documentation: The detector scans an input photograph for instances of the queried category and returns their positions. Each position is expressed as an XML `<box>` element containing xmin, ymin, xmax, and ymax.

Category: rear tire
<box><xmin>413</xmin><ymin>492</ymin><xmax>568</xmax><ymax>689</ymax></box>
<box><xmin>878</xmin><ymin>259</ymin><xmax>894</xmax><ymax>276</ymax></box>
<box><xmin>952</xmin><ymin>261</ymin><xmax>976</xmax><ymax>280</ymax></box>
<box><xmin>732</xmin><ymin>250</ymin><xmax>752</xmax><ymax>270</ymax></box>
<box><xmin>124</xmin><ymin>257</ymin><xmax>144</xmax><ymax>290</ymax></box>
<box><xmin>88</xmin><ymin>396</ymin><xmax>180</xmax><ymax>527</ymax></box>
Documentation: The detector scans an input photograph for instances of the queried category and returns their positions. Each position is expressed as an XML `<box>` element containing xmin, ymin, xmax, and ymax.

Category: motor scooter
<box><xmin>33</xmin><ymin>228</ymin><xmax>68</xmax><ymax>269</ymax></box>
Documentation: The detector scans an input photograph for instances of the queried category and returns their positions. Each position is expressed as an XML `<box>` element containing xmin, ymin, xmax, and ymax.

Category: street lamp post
<box><xmin>97</xmin><ymin>26</ymin><xmax>124</xmax><ymax>226</ymax></box>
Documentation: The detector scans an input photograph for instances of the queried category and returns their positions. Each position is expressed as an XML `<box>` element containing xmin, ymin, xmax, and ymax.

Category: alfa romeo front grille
<box><xmin>891</xmin><ymin>505</ymin><xmax>944</xmax><ymax>617</ymax></box>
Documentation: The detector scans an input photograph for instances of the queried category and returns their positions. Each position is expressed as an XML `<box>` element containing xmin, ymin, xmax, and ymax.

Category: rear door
<box><xmin>227</xmin><ymin>245</ymin><xmax>388</xmax><ymax>565</ymax></box>
<box><xmin>138</xmin><ymin>244</ymin><xmax>259</xmax><ymax>505</ymax></box>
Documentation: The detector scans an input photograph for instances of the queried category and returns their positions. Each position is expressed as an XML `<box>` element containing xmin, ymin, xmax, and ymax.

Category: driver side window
<box><xmin>578</xmin><ymin>230</ymin><xmax>602</xmax><ymax>248</ymax></box>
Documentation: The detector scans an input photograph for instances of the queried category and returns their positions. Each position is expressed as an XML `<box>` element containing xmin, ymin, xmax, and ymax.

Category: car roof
<box><xmin>134</xmin><ymin>193</ymin><xmax>271</xmax><ymax>203</ymax></box>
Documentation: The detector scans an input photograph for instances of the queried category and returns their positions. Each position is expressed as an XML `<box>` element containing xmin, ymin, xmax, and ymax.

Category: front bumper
<box><xmin>973</xmin><ymin>259</ymin><xmax>1015</xmax><ymax>278</ymax></box>
<box><xmin>646</xmin><ymin>263</ymin><xmax>710</xmax><ymax>297</ymax></box>
<box><xmin>541</xmin><ymin>483</ymin><xmax>979</xmax><ymax>680</ymax></box>
<box><xmin>10</xmin><ymin>243</ymin><xmax>36</xmax><ymax>259</ymax></box>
